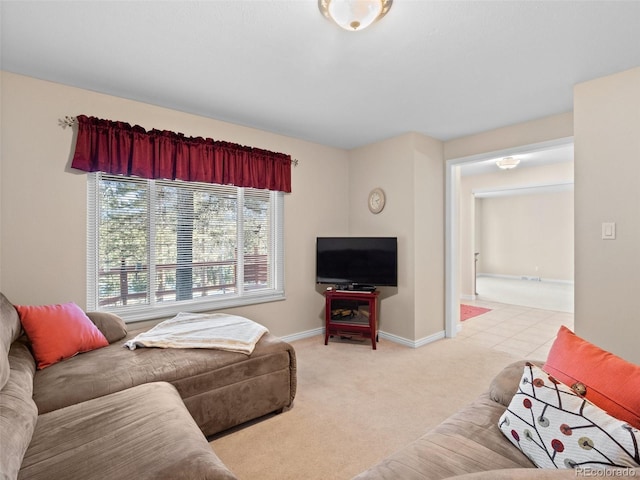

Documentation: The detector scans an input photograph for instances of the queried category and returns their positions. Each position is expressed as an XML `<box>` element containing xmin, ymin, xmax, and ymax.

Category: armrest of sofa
<box><xmin>489</xmin><ymin>360</ymin><xmax>544</xmax><ymax>407</ymax></box>
<box><xmin>85</xmin><ymin>311</ymin><xmax>127</xmax><ymax>343</ymax></box>
<box><xmin>0</xmin><ymin>341</ymin><xmax>38</xmax><ymax>480</ymax></box>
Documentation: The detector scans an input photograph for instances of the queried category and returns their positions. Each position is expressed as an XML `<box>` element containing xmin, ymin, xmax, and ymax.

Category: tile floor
<box><xmin>457</xmin><ymin>276</ymin><xmax>575</xmax><ymax>359</ymax></box>
<box><xmin>457</xmin><ymin>299</ymin><xmax>574</xmax><ymax>360</ymax></box>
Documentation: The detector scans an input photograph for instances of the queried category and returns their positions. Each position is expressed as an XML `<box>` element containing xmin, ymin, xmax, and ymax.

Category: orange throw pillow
<box><xmin>16</xmin><ymin>302</ymin><xmax>109</xmax><ymax>369</ymax></box>
<box><xmin>543</xmin><ymin>325</ymin><xmax>640</xmax><ymax>429</ymax></box>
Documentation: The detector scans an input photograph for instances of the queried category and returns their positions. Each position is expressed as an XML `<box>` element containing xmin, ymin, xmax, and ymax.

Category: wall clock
<box><xmin>368</xmin><ymin>188</ymin><xmax>386</xmax><ymax>214</ymax></box>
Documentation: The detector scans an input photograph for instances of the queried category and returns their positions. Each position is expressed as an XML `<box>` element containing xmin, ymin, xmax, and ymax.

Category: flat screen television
<box><xmin>316</xmin><ymin>237</ymin><xmax>398</xmax><ymax>289</ymax></box>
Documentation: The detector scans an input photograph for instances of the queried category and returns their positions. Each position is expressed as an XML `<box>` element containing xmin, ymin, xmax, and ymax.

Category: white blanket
<box><xmin>123</xmin><ymin>312</ymin><xmax>269</xmax><ymax>355</ymax></box>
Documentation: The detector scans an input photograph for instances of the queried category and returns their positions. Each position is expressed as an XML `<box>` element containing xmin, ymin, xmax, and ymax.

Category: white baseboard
<box><xmin>283</xmin><ymin>327</ymin><xmax>446</xmax><ymax>349</ymax></box>
<box><xmin>478</xmin><ymin>273</ymin><xmax>533</xmax><ymax>280</ymax></box>
<box><xmin>477</xmin><ymin>273</ymin><xmax>574</xmax><ymax>285</ymax></box>
<box><xmin>378</xmin><ymin>329</ymin><xmax>445</xmax><ymax>349</ymax></box>
<box><xmin>541</xmin><ymin>278</ymin><xmax>574</xmax><ymax>285</ymax></box>
<box><xmin>280</xmin><ymin>327</ymin><xmax>324</xmax><ymax>343</ymax></box>
<box><xmin>460</xmin><ymin>293</ymin><xmax>477</xmax><ymax>301</ymax></box>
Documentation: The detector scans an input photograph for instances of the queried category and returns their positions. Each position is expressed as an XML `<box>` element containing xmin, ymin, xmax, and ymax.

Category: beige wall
<box><xmin>0</xmin><ymin>72</ymin><xmax>446</xmax><ymax>345</ymax></box>
<box><xmin>445</xmin><ymin>112</ymin><xmax>574</xmax><ymax>161</ymax></box>
<box><xmin>348</xmin><ymin>134</ymin><xmax>415</xmax><ymax>340</ymax></box>
<box><xmin>348</xmin><ymin>133</ymin><xmax>444</xmax><ymax>343</ymax></box>
<box><xmin>574</xmin><ymin>67</ymin><xmax>640</xmax><ymax>364</ymax></box>
<box><xmin>413</xmin><ymin>134</ymin><xmax>445</xmax><ymax>340</ymax></box>
<box><xmin>3</xmin><ymin>66</ymin><xmax>639</xmax><ymax>359</ymax></box>
<box><xmin>459</xmin><ymin>162</ymin><xmax>574</xmax><ymax>297</ymax></box>
<box><xmin>0</xmin><ymin>71</ymin><xmax>349</xmax><ymax>338</ymax></box>
<box><xmin>478</xmin><ymin>190</ymin><xmax>574</xmax><ymax>281</ymax></box>
<box><xmin>447</xmin><ymin>67</ymin><xmax>640</xmax><ymax>364</ymax></box>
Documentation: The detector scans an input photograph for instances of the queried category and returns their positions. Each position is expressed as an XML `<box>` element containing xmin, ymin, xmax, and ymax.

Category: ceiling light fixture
<box><xmin>318</xmin><ymin>0</ymin><xmax>393</xmax><ymax>31</ymax></box>
<box><xmin>496</xmin><ymin>157</ymin><xmax>521</xmax><ymax>170</ymax></box>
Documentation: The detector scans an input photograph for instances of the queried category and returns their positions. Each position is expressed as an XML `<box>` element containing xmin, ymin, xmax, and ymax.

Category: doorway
<box><xmin>444</xmin><ymin>138</ymin><xmax>574</xmax><ymax>338</ymax></box>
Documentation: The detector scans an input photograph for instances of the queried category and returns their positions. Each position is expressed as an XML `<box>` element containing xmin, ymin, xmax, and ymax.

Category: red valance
<box><xmin>71</xmin><ymin>115</ymin><xmax>292</xmax><ymax>192</ymax></box>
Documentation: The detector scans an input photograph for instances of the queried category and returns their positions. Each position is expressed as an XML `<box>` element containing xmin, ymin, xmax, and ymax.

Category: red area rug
<box><xmin>460</xmin><ymin>304</ymin><xmax>491</xmax><ymax>321</ymax></box>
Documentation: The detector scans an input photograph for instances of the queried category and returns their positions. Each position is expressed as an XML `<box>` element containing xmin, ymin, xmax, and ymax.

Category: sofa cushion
<box><xmin>0</xmin><ymin>292</ymin><xmax>24</xmax><ymax>389</ymax></box>
<box><xmin>353</xmin><ymin>392</ymin><xmax>535</xmax><ymax>480</ymax></box>
<box><xmin>490</xmin><ymin>360</ymin><xmax>543</xmax><ymax>407</ymax></box>
<box><xmin>86</xmin><ymin>311</ymin><xmax>127</xmax><ymax>343</ymax></box>
<box><xmin>0</xmin><ymin>340</ymin><xmax>38</xmax><ymax>480</ymax></box>
<box><xmin>33</xmin><ymin>330</ymin><xmax>296</xmax><ymax>436</ymax></box>
<box><xmin>20</xmin><ymin>381</ymin><xmax>237</xmax><ymax>480</ymax></box>
<box><xmin>16</xmin><ymin>302</ymin><xmax>109</xmax><ymax>369</ymax></box>
<box><xmin>543</xmin><ymin>326</ymin><xmax>640</xmax><ymax>429</ymax></box>
<box><xmin>499</xmin><ymin>363</ymin><xmax>640</xmax><ymax>470</ymax></box>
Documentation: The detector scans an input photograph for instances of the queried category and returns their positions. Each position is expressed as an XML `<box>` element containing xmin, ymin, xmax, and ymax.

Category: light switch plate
<box><xmin>602</xmin><ymin>222</ymin><xmax>616</xmax><ymax>240</ymax></box>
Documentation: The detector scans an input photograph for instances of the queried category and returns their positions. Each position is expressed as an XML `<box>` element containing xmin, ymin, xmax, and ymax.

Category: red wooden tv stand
<box><xmin>324</xmin><ymin>289</ymin><xmax>380</xmax><ymax>349</ymax></box>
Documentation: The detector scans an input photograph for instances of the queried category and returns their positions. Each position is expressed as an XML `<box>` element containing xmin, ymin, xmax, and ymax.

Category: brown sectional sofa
<box><xmin>354</xmin><ymin>360</ymin><xmax>640</xmax><ymax>479</ymax></box>
<box><xmin>0</xmin><ymin>292</ymin><xmax>297</xmax><ymax>480</ymax></box>
<box><xmin>6</xmin><ymin>285</ymin><xmax>636</xmax><ymax>480</ymax></box>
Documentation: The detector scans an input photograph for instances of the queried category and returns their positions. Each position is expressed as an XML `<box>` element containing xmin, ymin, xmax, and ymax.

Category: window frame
<box><xmin>87</xmin><ymin>173</ymin><xmax>285</xmax><ymax>323</ymax></box>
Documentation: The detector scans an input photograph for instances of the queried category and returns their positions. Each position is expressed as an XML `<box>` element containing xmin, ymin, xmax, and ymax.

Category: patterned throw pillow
<box><xmin>498</xmin><ymin>363</ymin><xmax>640</xmax><ymax>470</ymax></box>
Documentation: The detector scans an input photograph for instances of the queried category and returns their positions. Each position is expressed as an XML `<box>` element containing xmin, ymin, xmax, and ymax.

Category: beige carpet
<box><xmin>209</xmin><ymin>334</ymin><xmax>521</xmax><ymax>480</ymax></box>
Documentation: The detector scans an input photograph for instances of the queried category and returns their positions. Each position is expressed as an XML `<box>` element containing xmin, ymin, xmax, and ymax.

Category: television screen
<box><xmin>316</xmin><ymin>237</ymin><xmax>398</xmax><ymax>288</ymax></box>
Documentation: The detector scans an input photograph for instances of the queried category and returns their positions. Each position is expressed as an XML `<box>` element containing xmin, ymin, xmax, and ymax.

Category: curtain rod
<box><xmin>58</xmin><ymin>116</ymin><xmax>299</xmax><ymax>167</ymax></box>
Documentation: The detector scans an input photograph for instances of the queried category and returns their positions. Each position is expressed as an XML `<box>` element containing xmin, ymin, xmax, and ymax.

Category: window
<box><xmin>88</xmin><ymin>173</ymin><xmax>284</xmax><ymax>322</ymax></box>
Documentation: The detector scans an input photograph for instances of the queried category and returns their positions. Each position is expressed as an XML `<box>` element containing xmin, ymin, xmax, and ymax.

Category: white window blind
<box><xmin>88</xmin><ymin>173</ymin><xmax>284</xmax><ymax>322</ymax></box>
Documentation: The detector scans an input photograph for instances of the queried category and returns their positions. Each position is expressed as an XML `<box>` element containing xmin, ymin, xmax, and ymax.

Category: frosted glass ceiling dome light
<box><xmin>318</xmin><ymin>0</ymin><xmax>393</xmax><ymax>31</ymax></box>
<box><xmin>496</xmin><ymin>157</ymin><xmax>521</xmax><ymax>170</ymax></box>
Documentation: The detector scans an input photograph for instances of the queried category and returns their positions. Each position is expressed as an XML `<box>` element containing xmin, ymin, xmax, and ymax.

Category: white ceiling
<box><xmin>1</xmin><ymin>1</ymin><xmax>639</xmax><ymax>150</ymax></box>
